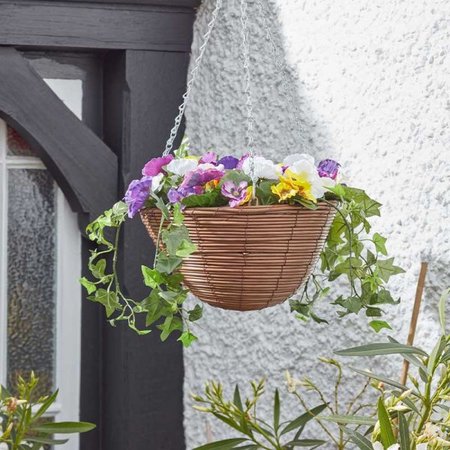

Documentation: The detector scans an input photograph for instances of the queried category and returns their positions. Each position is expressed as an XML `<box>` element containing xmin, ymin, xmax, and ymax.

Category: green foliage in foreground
<box><xmin>0</xmin><ymin>373</ymin><xmax>95</xmax><ymax>450</ymax></box>
<box><xmin>194</xmin><ymin>289</ymin><xmax>450</xmax><ymax>449</ymax></box>
<box><xmin>192</xmin><ymin>379</ymin><xmax>326</xmax><ymax>449</ymax></box>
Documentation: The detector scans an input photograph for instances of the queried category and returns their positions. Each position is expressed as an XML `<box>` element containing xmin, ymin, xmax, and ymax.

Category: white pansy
<box><xmin>290</xmin><ymin>159</ymin><xmax>317</xmax><ymax>177</ymax></box>
<box><xmin>283</xmin><ymin>153</ymin><xmax>315</xmax><ymax>166</ymax></box>
<box><xmin>416</xmin><ymin>444</ymin><xmax>428</xmax><ymax>450</ymax></box>
<box><xmin>151</xmin><ymin>173</ymin><xmax>164</xmax><ymax>193</ymax></box>
<box><xmin>0</xmin><ymin>444</ymin><xmax>8</xmax><ymax>450</ymax></box>
<box><xmin>242</xmin><ymin>156</ymin><xmax>281</xmax><ymax>180</ymax></box>
<box><xmin>166</xmin><ymin>158</ymin><xmax>198</xmax><ymax>176</ymax></box>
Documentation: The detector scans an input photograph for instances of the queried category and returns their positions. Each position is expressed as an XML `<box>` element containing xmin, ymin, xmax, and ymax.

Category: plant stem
<box><xmin>293</xmin><ymin>391</ymin><xmax>340</xmax><ymax>447</ymax></box>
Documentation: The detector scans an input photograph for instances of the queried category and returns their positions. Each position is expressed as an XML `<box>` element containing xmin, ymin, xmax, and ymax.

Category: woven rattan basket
<box><xmin>140</xmin><ymin>203</ymin><xmax>336</xmax><ymax>311</ymax></box>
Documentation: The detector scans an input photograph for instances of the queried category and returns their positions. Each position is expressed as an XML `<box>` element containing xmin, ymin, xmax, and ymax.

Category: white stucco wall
<box><xmin>184</xmin><ymin>0</ymin><xmax>450</xmax><ymax>448</ymax></box>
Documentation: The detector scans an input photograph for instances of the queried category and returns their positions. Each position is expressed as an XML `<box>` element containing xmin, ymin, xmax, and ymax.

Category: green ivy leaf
<box><xmin>141</xmin><ymin>266</ymin><xmax>166</xmax><ymax>288</ymax></box>
<box><xmin>172</xmin><ymin>203</ymin><xmax>185</xmax><ymax>226</ymax></box>
<box><xmin>158</xmin><ymin>315</ymin><xmax>183</xmax><ymax>341</ymax></box>
<box><xmin>162</xmin><ymin>227</ymin><xmax>190</xmax><ymax>256</ymax></box>
<box><xmin>373</xmin><ymin>233</ymin><xmax>388</xmax><ymax>256</ymax></box>
<box><xmin>369</xmin><ymin>320</ymin><xmax>392</xmax><ymax>333</ymax></box>
<box><xmin>88</xmin><ymin>289</ymin><xmax>120</xmax><ymax>318</ymax></box>
<box><xmin>80</xmin><ymin>277</ymin><xmax>97</xmax><ymax>295</ymax></box>
<box><xmin>376</xmin><ymin>258</ymin><xmax>405</xmax><ymax>283</ymax></box>
<box><xmin>156</xmin><ymin>254</ymin><xmax>183</xmax><ymax>274</ymax></box>
<box><xmin>178</xmin><ymin>331</ymin><xmax>198</xmax><ymax>348</ymax></box>
<box><xmin>176</xmin><ymin>240</ymin><xmax>197</xmax><ymax>258</ymax></box>
<box><xmin>188</xmin><ymin>305</ymin><xmax>204</xmax><ymax>322</ymax></box>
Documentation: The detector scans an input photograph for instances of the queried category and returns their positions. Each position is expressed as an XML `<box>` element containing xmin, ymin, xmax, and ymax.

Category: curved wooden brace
<box><xmin>0</xmin><ymin>47</ymin><xmax>118</xmax><ymax>217</ymax></box>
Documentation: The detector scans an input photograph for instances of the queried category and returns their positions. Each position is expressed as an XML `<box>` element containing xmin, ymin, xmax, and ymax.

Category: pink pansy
<box><xmin>180</xmin><ymin>167</ymin><xmax>225</xmax><ymax>190</ymax></box>
<box><xmin>199</xmin><ymin>151</ymin><xmax>218</xmax><ymax>164</ymax></box>
<box><xmin>142</xmin><ymin>155</ymin><xmax>174</xmax><ymax>177</ymax></box>
<box><xmin>236</xmin><ymin>154</ymin><xmax>250</xmax><ymax>170</ymax></box>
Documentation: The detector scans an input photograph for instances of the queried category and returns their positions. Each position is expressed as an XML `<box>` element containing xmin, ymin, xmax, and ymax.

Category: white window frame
<box><xmin>0</xmin><ymin>77</ymin><xmax>82</xmax><ymax>449</ymax></box>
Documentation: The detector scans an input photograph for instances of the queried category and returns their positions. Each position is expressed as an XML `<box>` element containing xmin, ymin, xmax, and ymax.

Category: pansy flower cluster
<box><xmin>124</xmin><ymin>145</ymin><xmax>341</xmax><ymax>218</ymax></box>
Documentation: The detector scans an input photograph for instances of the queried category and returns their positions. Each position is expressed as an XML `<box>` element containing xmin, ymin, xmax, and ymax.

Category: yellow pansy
<box><xmin>240</xmin><ymin>186</ymin><xmax>253</xmax><ymax>206</ymax></box>
<box><xmin>272</xmin><ymin>169</ymin><xmax>316</xmax><ymax>203</ymax></box>
<box><xmin>205</xmin><ymin>179</ymin><xmax>220</xmax><ymax>191</ymax></box>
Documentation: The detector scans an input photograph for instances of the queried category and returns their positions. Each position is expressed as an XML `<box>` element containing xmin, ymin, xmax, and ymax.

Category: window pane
<box><xmin>7</xmin><ymin>169</ymin><xmax>57</xmax><ymax>397</ymax></box>
<box><xmin>7</xmin><ymin>125</ymin><xmax>35</xmax><ymax>157</ymax></box>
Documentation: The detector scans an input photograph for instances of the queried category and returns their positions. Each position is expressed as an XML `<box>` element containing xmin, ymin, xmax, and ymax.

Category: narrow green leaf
<box><xmin>335</xmin><ymin>342</ymin><xmax>428</xmax><ymax>357</ymax></box>
<box><xmin>32</xmin><ymin>389</ymin><xmax>59</xmax><ymax>420</ymax></box>
<box><xmin>274</xmin><ymin>389</ymin><xmax>280</xmax><ymax>431</ymax></box>
<box><xmin>377</xmin><ymin>398</ymin><xmax>396</xmax><ymax>447</ymax></box>
<box><xmin>194</xmin><ymin>438</ymin><xmax>248</xmax><ymax>450</ymax></box>
<box><xmin>322</xmin><ymin>414</ymin><xmax>376</xmax><ymax>426</ymax></box>
<box><xmin>387</xmin><ymin>337</ymin><xmax>428</xmax><ymax>372</ymax></box>
<box><xmin>281</xmin><ymin>404</ymin><xmax>327</xmax><ymax>435</ymax></box>
<box><xmin>25</xmin><ymin>436</ymin><xmax>69</xmax><ymax>445</ymax></box>
<box><xmin>342</xmin><ymin>428</ymin><xmax>373</xmax><ymax>450</ymax></box>
<box><xmin>349</xmin><ymin>367</ymin><xmax>419</xmax><ymax>396</ymax></box>
<box><xmin>286</xmin><ymin>439</ymin><xmax>326</xmax><ymax>448</ymax></box>
<box><xmin>398</xmin><ymin>413</ymin><xmax>410</xmax><ymax>450</ymax></box>
<box><xmin>31</xmin><ymin>421</ymin><xmax>96</xmax><ymax>434</ymax></box>
<box><xmin>233</xmin><ymin>386</ymin><xmax>243</xmax><ymax>412</ymax></box>
<box><xmin>439</xmin><ymin>288</ymin><xmax>449</xmax><ymax>334</ymax></box>
<box><xmin>427</xmin><ymin>336</ymin><xmax>446</xmax><ymax>374</ymax></box>
<box><xmin>211</xmin><ymin>413</ymin><xmax>242</xmax><ymax>434</ymax></box>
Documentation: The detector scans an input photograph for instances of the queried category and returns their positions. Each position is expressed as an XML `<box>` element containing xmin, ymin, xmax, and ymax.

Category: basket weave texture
<box><xmin>141</xmin><ymin>203</ymin><xmax>336</xmax><ymax>311</ymax></box>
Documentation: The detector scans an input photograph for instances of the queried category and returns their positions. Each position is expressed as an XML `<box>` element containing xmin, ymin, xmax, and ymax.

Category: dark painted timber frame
<box><xmin>0</xmin><ymin>1</ymin><xmax>200</xmax><ymax>449</ymax></box>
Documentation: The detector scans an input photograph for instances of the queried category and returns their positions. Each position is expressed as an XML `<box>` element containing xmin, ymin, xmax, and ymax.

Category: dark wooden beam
<box><xmin>99</xmin><ymin>49</ymin><xmax>188</xmax><ymax>450</ymax></box>
<box><xmin>0</xmin><ymin>1</ymin><xmax>196</xmax><ymax>51</ymax></box>
<box><xmin>60</xmin><ymin>0</ymin><xmax>201</xmax><ymax>6</ymax></box>
<box><xmin>0</xmin><ymin>47</ymin><xmax>118</xmax><ymax>216</ymax></box>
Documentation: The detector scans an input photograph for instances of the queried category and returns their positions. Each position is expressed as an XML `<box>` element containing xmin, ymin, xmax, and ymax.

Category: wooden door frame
<box><xmin>0</xmin><ymin>2</ymin><xmax>199</xmax><ymax>448</ymax></box>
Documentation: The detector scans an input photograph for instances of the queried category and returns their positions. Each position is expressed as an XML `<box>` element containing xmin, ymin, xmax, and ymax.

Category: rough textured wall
<box><xmin>184</xmin><ymin>0</ymin><xmax>450</xmax><ymax>447</ymax></box>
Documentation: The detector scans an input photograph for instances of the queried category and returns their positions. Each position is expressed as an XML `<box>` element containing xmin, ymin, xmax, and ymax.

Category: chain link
<box><xmin>240</xmin><ymin>0</ymin><xmax>257</xmax><ymax>193</ymax></box>
<box><xmin>256</xmin><ymin>0</ymin><xmax>307</xmax><ymax>151</ymax></box>
<box><xmin>163</xmin><ymin>0</ymin><xmax>223</xmax><ymax>156</ymax></box>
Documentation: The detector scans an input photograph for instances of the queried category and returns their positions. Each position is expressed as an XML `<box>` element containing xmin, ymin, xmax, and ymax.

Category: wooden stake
<box><xmin>400</xmin><ymin>262</ymin><xmax>428</xmax><ymax>385</ymax></box>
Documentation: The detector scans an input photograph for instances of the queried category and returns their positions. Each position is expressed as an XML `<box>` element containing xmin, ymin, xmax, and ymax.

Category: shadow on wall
<box><xmin>186</xmin><ymin>0</ymin><xmax>334</xmax><ymax>161</ymax></box>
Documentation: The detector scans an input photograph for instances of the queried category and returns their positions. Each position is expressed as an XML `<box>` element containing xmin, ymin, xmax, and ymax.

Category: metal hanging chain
<box><xmin>163</xmin><ymin>0</ymin><xmax>223</xmax><ymax>156</ymax></box>
<box><xmin>256</xmin><ymin>0</ymin><xmax>307</xmax><ymax>151</ymax></box>
<box><xmin>239</xmin><ymin>0</ymin><xmax>257</xmax><ymax>192</ymax></box>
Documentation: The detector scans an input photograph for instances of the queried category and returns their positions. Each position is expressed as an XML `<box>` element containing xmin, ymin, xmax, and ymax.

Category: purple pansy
<box><xmin>180</xmin><ymin>167</ymin><xmax>225</xmax><ymax>190</ymax></box>
<box><xmin>218</xmin><ymin>155</ymin><xmax>240</xmax><ymax>170</ymax></box>
<box><xmin>142</xmin><ymin>155</ymin><xmax>174</xmax><ymax>177</ymax></box>
<box><xmin>317</xmin><ymin>159</ymin><xmax>340</xmax><ymax>180</ymax></box>
<box><xmin>199</xmin><ymin>151</ymin><xmax>217</xmax><ymax>165</ymax></box>
<box><xmin>124</xmin><ymin>176</ymin><xmax>153</xmax><ymax>218</ymax></box>
<box><xmin>168</xmin><ymin>186</ymin><xmax>204</xmax><ymax>204</ymax></box>
<box><xmin>221</xmin><ymin>181</ymin><xmax>250</xmax><ymax>208</ymax></box>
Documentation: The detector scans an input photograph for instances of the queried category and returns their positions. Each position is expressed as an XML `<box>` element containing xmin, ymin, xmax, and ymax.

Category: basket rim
<box><xmin>141</xmin><ymin>200</ymin><xmax>338</xmax><ymax>215</ymax></box>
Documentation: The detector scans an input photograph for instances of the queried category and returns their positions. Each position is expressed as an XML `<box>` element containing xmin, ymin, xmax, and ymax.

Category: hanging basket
<box><xmin>140</xmin><ymin>203</ymin><xmax>336</xmax><ymax>311</ymax></box>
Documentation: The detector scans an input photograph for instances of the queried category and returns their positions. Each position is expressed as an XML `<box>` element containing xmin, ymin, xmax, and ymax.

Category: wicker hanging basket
<box><xmin>140</xmin><ymin>203</ymin><xmax>336</xmax><ymax>311</ymax></box>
